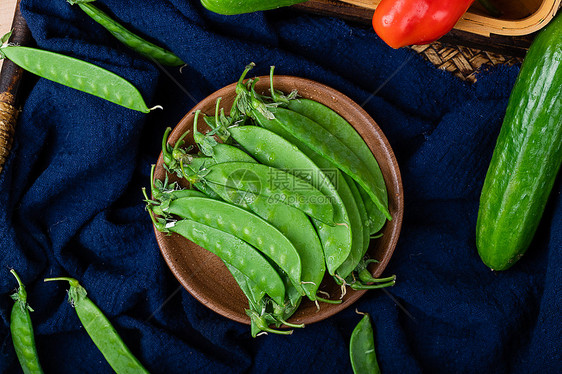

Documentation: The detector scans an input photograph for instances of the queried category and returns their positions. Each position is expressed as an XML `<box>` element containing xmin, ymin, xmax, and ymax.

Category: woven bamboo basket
<box><xmin>341</xmin><ymin>0</ymin><xmax>562</xmax><ymax>36</ymax></box>
<box><xmin>0</xmin><ymin>1</ymin><xmax>558</xmax><ymax>173</ymax></box>
<box><xmin>410</xmin><ymin>43</ymin><xmax>523</xmax><ymax>83</ymax></box>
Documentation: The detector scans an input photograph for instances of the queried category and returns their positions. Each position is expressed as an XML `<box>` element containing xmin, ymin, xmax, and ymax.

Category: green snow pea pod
<box><xmin>349</xmin><ymin>178</ymin><xmax>372</xmax><ymax>258</ymax></box>
<box><xmin>161</xmin><ymin>128</ymin><xmax>222</xmax><ymax>199</ymax></box>
<box><xmin>200</xmin><ymin>161</ymin><xmax>335</xmax><ymax>224</ymax></box>
<box><xmin>350</xmin><ymin>313</ymin><xmax>381</xmax><ymax>374</ymax></box>
<box><xmin>212</xmin><ymin>143</ymin><xmax>256</xmax><ymax>164</ymax></box>
<box><xmin>152</xmin><ymin>196</ymin><xmax>304</xmax><ymax>295</ymax></box>
<box><xmin>357</xmin><ymin>182</ymin><xmax>387</xmax><ymax>235</ymax></box>
<box><xmin>0</xmin><ymin>43</ymin><xmax>156</xmax><ymax>113</ymax></box>
<box><xmin>9</xmin><ymin>270</ymin><xmax>44</xmax><ymax>374</ymax></box>
<box><xmin>272</xmin><ymin>76</ymin><xmax>389</xmax><ymax>234</ymax></box>
<box><xmin>252</xmin><ymin>105</ymin><xmax>390</xmax><ymax>220</ymax></box>
<box><xmin>43</xmin><ymin>277</ymin><xmax>149</xmax><ymax>374</ymax></box>
<box><xmin>152</xmin><ymin>216</ymin><xmax>286</xmax><ymax>305</ymax></box>
<box><xmin>335</xmin><ymin>174</ymin><xmax>366</xmax><ymax>279</ymax></box>
<box><xmin>200</xmin><ymin>0</ymin><xmax>307</xmax><ymax>15</ymax></box>
<box><xmin>230</xmin><ymin>108</ymin><xmax>356</xmax><ymax>276</ymax></box>
<box><xmin>236</xmin><ymin>67</ymin><xmax>390</xmax><ymax>220</ymax></box>
<box><xmin>195</xmin><ymin>122</ymin><xmax>329</xmax><ymax>303</ymax></box>
<box><xmin>228</xmin><ymin>125</ymin><xmax>352</xmax><ymax>276</ymax></box>
<box><xmin>246</xmin><ymin>194</ymin><xmax>327</xmax><ymax>303</ymax></box>
<box><xmin>68</xmin><ymin>0</ymin><xmax>184</xmax><ymax>66</ymax></box>
<box><xmin>223</xmin><ymin>263</ymin><xmax>295</xmax><ymax>337</ymax></box>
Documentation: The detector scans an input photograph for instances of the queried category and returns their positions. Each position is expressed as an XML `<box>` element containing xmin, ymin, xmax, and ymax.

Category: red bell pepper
<box><xmin>372</xmin><ymin>0</ymin><xmax>475</xmax><ymax>49</ymax></box>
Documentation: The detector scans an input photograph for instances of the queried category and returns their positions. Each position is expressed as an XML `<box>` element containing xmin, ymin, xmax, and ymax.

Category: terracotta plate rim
<box><xmin>152</xmin><ymin>75</ymin><xmax>404</xmax><ymax>326</ymax></box>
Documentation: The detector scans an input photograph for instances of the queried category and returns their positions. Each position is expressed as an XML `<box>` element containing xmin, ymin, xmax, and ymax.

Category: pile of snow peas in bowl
<box><xmin>149</xmin><ymin>64</ymin><xmax>404</xmax><ymax>336</ymax></box>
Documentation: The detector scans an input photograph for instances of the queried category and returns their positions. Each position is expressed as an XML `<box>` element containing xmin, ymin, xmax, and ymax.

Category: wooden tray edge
<box><xmin>0</xmin><ymin>0</ymin><xmax>31</xmax><ymax>174</ymax></box>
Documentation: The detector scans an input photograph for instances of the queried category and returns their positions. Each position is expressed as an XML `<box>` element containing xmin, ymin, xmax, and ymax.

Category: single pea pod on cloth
<box><xmin>350</xmin><ymin>312</ymin><xmax>381</xmax><ymax>374</ymax></box>
<box><xmin>9</xmin><ymin>270</ymin><xmax>44</xmax><ymax>374</ymax></box>
<box><xmin>0</xmin><ymin>37</ymin><xmax>157</xmax><ymax>113</ymax></box>
<box><xmin>476</xmin><ymin>13</ymin><xmax>562</xmax><ymax>271</ymax></box>
<box><xmin>43</xmin><ymin>277</ymin><xmax>150</xmax><ymax>374</ymax></box>
<box><xmin>67</xmin><ymin>0</ymin><xmax>185</xmax><ymax>66</ymax></box>
<box><xmin>1</xmin><ymin>0</ymin><xmax>561</xmax><ymax>372</ymax></box>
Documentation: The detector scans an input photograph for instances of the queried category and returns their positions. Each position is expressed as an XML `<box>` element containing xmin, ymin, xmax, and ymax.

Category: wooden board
<box><xmin>0</xmin><ymin>0</ymin><xmax>18</xmax><ymax>71</ymax></box>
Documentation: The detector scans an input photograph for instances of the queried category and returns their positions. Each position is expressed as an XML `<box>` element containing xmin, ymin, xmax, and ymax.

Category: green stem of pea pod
<box><xmin>193</xmin><ymin>110</ymin><xmax>219</xmax><ymax>157</ymax></box>
<box><xmin>201</xmin><ymin>97</ymin><xmax>238</xmax><ymax>144</ymax></box>
<box><xmin>334</xmin><ymin>259</ymin><xmax>396</xmax><ymax>291</ymax></box>
<box><xmin>44</xmin><ymin>277</ymin><xmax>150</xmax><ymax>374</ymax></box>
<box><xmin>235</xmin><ymin>63</ymin><xmax>256</xmax><ymax>110</ymax></box>
<box><xmin>268</xmin><ymin>66</ymin><xmax>298</xmax><ymax>105</ymax></box>
<box><xmin>272</xmin><ymin>301</ymin><xmax>304</xmax><ymax>329</ymax></box>
<box><xmin>9</xmin><ymin>270</ymin><xmax>44</xmax><ymax>374</ymax></box>
<box><xmin>246</xmin><ymin>310</ymin><xmax>293</xmax><ymax>337</ymax></box>
<box><xmin>356</xmin><ymin>259</ymin><xmax>396</xmax><ymax>285</ymax></box>
<box><xmin>67</xmin><ymin>0</ymin><xmax>185</xmax><ymax>67</ymax></box>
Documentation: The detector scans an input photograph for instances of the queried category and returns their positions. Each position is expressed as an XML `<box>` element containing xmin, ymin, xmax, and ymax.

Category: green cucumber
<box><xmin>200</xmin><ymin>0</ymin><xmax>306</xmax><ymax>15</ymax></box>
<box><xmin>476</xmin><ymin>14</ymin><xmax>562</xmax><ymax>271</ymax></box>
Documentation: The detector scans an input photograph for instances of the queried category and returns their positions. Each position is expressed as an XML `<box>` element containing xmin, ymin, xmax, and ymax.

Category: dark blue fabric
<box><xmin>1</xmin><ymin>1</ymin><xmax>560</xmax><ymax>373</ymax></box>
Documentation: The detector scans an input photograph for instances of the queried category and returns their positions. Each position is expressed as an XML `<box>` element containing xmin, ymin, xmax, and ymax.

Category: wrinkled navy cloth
<box><xmin>1</xmin><ymin>1</ymin><xmax>560</xmax><ymax>373</ymax></box>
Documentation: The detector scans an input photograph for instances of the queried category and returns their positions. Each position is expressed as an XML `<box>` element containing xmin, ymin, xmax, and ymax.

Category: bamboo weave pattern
<box><xmin>411</xmin><ymin>42</ymin><xmax>524</xmax><ymax>83</ymax></box>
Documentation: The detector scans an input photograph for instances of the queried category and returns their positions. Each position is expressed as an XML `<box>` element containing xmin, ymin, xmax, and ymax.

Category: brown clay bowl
<box><xmin>152</xmin><ymin>76</ymin><xmax>404</xmax><ymax>326</ymax></box>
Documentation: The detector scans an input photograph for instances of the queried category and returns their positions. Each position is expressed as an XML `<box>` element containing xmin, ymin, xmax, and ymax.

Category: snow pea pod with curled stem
<box><xmin>225</xmin><ymin>263</ymin><xmax>303</xmax><ymax>336</ymax></box>
<box><xmin>236</xmin><ymin>65</ymin><xmax>390</xmax><ymax>221</ymax></box>
<box><xmin>42</xmin><ymin>277</ymin><xmax>149</xmax><ymax>374</ymax></box>
<box><xmin>151</xmin><ymin>195</ymin><xmax>305</xmax><ymax>296</ymax></box>
<box><xmin>192</xmin><ymin>118</ymin><xmax>333</xmax><ymax>304</ymax></box>
<box><xmin>224</xmin><ymin>264</ymin><xmax>292</xmax><ymax>337</ymax></box>
<box><xmin>270</xmin><ymin>68</ymin><xmax>389</xmax><ymax>235</ymax></box>
<box><xmin>9</xmin><ymin>270</ymin><xmax>44</xmax><ymax>374</ymax></box>
<box><xmin>0</xmin><ymin>40</ymin><xmax>158</xmax><ymax>113</ymax></box>
<box><xmin>68</xmin><ymin>0</ymin><xmax>184</xmax><ymax>67</ymax></box>
<box><xmin>350</xmin><ymin>312</ymin><xmax>381</xmax><ymax>374</ymax></box>
<box><xmin>227</xmin><ymin>125</ymin><xmax>351</xmax><ymax>278</ymax></box>
<box><xmin>227</xmin><ymin>103</ymin><xmax>355</xmax><ymax>276</ymax></box>
<box><xmin>148</xmin><ymin>210</ymin><xmax>286</xmax><ymax>305</ymax></box>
